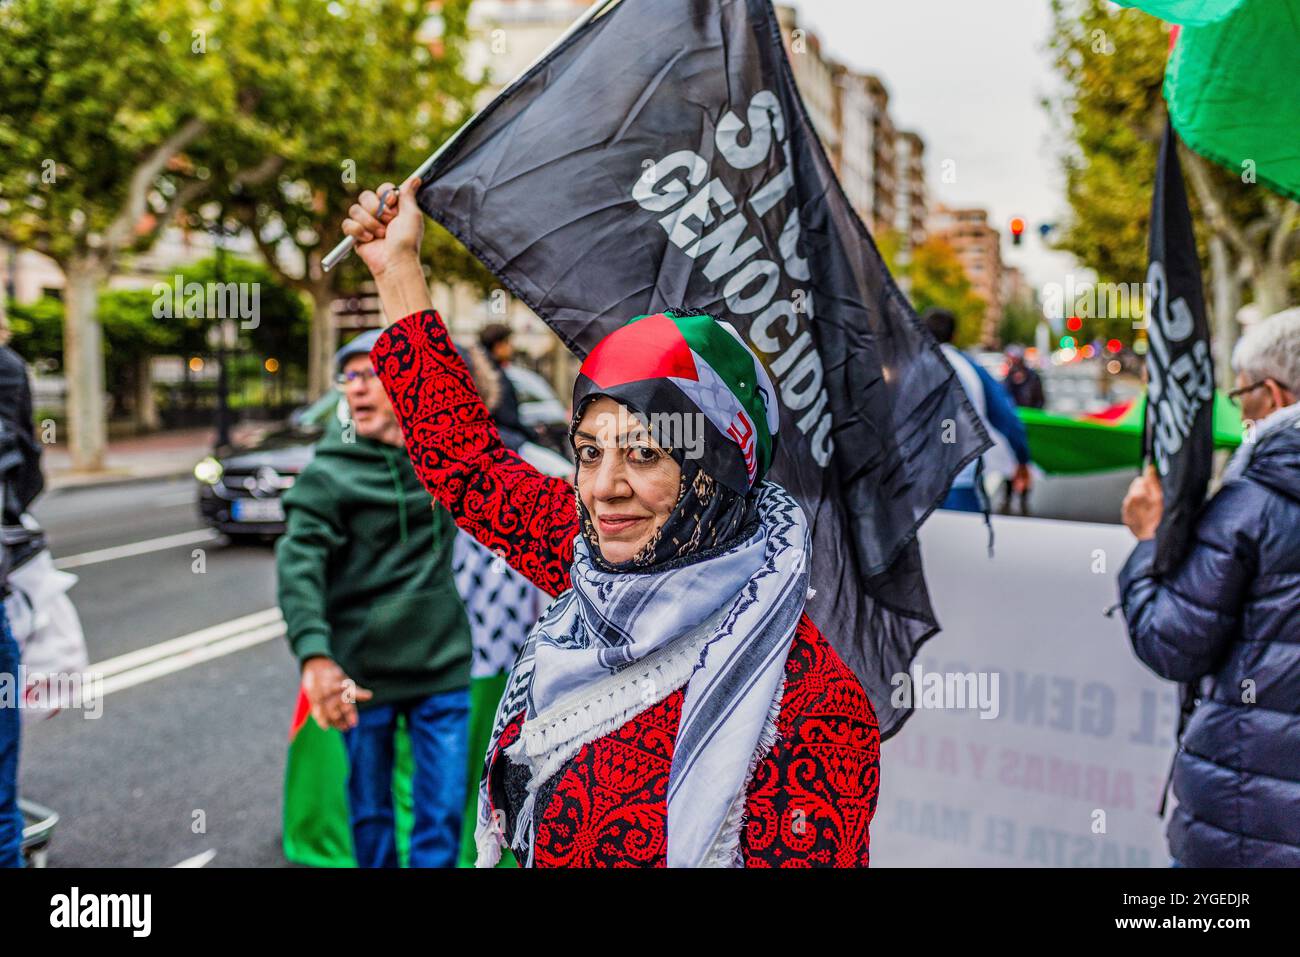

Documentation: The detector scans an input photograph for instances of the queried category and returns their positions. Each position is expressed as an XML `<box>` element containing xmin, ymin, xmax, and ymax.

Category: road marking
<box><xmin>54</xmin><ymin>528</ymin><xmax>220</xmax><ymax>570</ymax></box>
<box><xmin>90</xmin><ymin>609</ymin><xmax>286</xmax><ymax>698</ymax></box>
<box><xmin>98</xmin><ymin>622</ymin><xmax>286</xmax><ymax>697</ymax></box>
<box><xmin>173</xmin><ymin>849</ymin><xmax>217</xmax><ymax>868</ymax></box>
<box><xmin>93</xmin><ymin>608</ymin><xmax>284</xmax><ymax>679</ymax></box>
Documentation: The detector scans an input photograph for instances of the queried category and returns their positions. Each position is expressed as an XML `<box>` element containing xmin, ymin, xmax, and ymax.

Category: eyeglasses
<box><xmin>1227</xmin><ymin>377</ymin><xmax>1288</xmax><ymax>407</ymax></box>
<box><xmin>335</xmin><ymin>368</ymin><xmax>378</xmax><ymax>386</ymax></box>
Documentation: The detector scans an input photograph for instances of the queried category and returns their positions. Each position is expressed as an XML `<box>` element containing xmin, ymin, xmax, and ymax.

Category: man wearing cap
<box><xmin>275</xmin><ymin>329</ymin><xmax>473</xmax><ymax>867</ymax></box>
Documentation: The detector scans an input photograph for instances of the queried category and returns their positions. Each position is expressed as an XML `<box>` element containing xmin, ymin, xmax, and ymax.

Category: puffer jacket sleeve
<box><xmin>373</xmin><ymin>309</ymin><xmax>577</xmax><ymax>598</ymax></box>
<box><xmin>1118</xmin><ymin>480</ymin><xmax>1262</xmax><ymax>682</ymax></box>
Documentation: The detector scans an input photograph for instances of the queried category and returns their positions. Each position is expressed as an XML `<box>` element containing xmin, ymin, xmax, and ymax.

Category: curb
<box><xmin>44</xmin><ymin>467</ymin><xmax>197</xmax><ymax>495</ymax></box>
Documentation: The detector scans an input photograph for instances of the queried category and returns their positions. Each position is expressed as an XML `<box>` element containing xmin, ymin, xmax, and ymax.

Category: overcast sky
<box><xmin>790</xmin><ymin>0</ymin><xmax>1081</xmax><ymax>294</ymax></box>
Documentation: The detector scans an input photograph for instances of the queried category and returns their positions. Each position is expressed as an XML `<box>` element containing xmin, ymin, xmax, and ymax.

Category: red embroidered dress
<box><xmin>374</xmin><ymin>309</ymin><xmax>880</xmax><ymax>867</ymax></box>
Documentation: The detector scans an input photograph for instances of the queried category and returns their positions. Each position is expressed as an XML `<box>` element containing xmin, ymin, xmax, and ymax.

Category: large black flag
<box><xmin>1143</xmin><ymin>119</ymin><xmax>1214</xmax><ymax>577</ymax></box>
<box><xmin>416</xmin><ymin>0</ymin><xmax>989</xmax><ymax>737</ymax></box>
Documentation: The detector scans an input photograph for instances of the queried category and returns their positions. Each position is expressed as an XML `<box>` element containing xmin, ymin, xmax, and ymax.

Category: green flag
<box><xmin>1124</xmin><ymin>0</ymin><xmax>1300</xmax><ymax>202</ymax></box>
<box><xmin>281</xmin><ymin>688</ymin><xmax>415</xmax><ymax>868</ymax></box>
<box><xmin>1017</xmin><ymin>392</ymin><xmax>1242</xmax><ymax>476</ymax></box>
<box><xmin>1117</xmin><ymin>0</ymin><xmax>1244</xmax><ymax>25</ymax></box>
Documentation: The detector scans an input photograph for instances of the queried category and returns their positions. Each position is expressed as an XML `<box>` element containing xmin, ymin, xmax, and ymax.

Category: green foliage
<box><xmin>7</xmin><ymin>255</ymin><xmax>307</xmax><ymax>391</ymax></box>
<box><xmin>879</xmin><ymin>229</ymin><xmax>988</xmax><ymax>347</ymax></box>
<box><xmin>1046</xmin><ymin>0</ymin><xmax>1168</xmax><ymax>300</ymax></box>
<box><xmin>0</xmin><ymin>0</ymin><xmax>231</xmax><ymax>263</ymax></box>
<box><xmin>0</xmin><ymin>0</ymin><xmax>490</xmax><ymax>441</ymax></box>
<box><xmin>5</xmin><ymin>296</ymin><xmax>64</xmax><ymax>363</ymax></box>
<box><xmin>203</xmin><ymin>0</ymin><xmax>484</xmax><ymax>285</ymax></box>
<box><xmin>1045</xmin><ymin>0</ymin><xmax>1285</xmax><ymax>339</ymax></box>
<box><xmin>998</xmin><ymin>298</ymin><xmax>1042</xmax><ymax>347</ymax></box>
<box><xmin>171</xmin><ymin>255</ymin><xmax>311</xmax><ymax>363</ymax></box>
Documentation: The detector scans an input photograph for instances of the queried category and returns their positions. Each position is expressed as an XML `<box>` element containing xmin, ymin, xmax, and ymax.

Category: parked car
<box><xmin>504</xmin><ymin>364</ymin><xmax>570</xmax><ymax>454</ymax></box>
<box><xmin>194</xmin><ymin>391</ymin><xmax>346</xmax><ymax>539</ymax></box>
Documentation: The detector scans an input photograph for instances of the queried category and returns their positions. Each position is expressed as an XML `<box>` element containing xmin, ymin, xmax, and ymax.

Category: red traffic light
<box><xmin>1106</xmin><ymin>338</ymin><xmax>1122</xmax><ymax>354</ymax></box>
<box><xmin>1066</xmin><ymin>316</ymin><xmax>1082</xmax><ymax>332</ymax></box>
<box><xmin>1009</xmin><ymin>216</ymin><xmax>1025</xmax><ymax>245</ymax></box>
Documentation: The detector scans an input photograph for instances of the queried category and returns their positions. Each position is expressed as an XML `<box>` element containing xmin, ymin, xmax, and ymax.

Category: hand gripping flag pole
<box><xmin>321</xmin><ymin>0</ymin><xmax>625</xmax><ymax>273</ymax></box>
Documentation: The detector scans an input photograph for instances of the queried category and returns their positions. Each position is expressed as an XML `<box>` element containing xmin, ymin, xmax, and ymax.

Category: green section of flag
<box><xmin>283</xmin><ymin>675</ymin><xmax>512</xmax><ymax>869</ymax></box>
<box><xmin>1018</xmin><ymin>392</ymin><xmax>1242</xmax><ymax>475</ymax></box>
<box><xmin>1163</xmin><ymin>0</ymin><xmax>1300</xmax><ymax>202</ymax></box>
<box><xmin>282</xmin><ymin>712</ymin><xmax>414</xmax><ymax>868</ymax></box>
<box><xmin>458</xmin><ymin>671</ymin><xmax>517</xmax><ymax>868</ymax></box>
<box><xmin>1117</xmin><ymin>0</ymin><xmax>1245</xmax><ymax>25</ymax></box>
<box><xmin>282</xmin><ymin>715</ymin><xmax>354</xmax><ymax>868</ymax></box>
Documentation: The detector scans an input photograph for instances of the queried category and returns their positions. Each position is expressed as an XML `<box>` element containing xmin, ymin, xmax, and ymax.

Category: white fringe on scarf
<box><xmin>700</xmin><ymin>672</ymin><xmax>786</xmax><ymax>867</ymax></box>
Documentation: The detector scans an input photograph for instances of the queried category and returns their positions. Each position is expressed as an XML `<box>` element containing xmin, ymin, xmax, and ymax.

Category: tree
<box><xmin>998</xmin><ymin>298</ymin><xmax>1043</xmax><ymax>348</ymax></box>
<box><xmin>7</xmin><ymin>257</ymin><xmax>308</xmax><ymax>431</ymax></box>
<box><xmin>4</xmin><ymin>296</ymin><xmax>64</xmax><ymax>367</ymax></box>
<box><xmin>1046</xmin><ymin>0</ymin><xmax>1299</xmax><ymax>379</ymax></box>
<box><xmin>205</xmin><ymin>0</ymin><xmax>484</xmax><ymax>397</ymax></box>
<box><xmin>0</xmin><ymin>0</ymin><xmax>233</xmax><ymax>468</ymax></box>
<box><xmin>878</xmin><ymin>230</ymin><xmax>987</xmax><ymax>347</ymax></box>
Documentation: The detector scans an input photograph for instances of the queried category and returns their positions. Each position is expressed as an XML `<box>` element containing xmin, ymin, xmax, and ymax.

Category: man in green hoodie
<box><xmin>276</xmin><ymin>329</ymin><xmax>472</xmax><ymax>868</ymax></box>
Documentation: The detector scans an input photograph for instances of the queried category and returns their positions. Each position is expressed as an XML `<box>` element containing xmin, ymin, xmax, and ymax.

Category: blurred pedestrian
<box><xmin>1003</xmin><ymin>345</ymin><xmax>1045</xmax><ymax>409</ymax></box>
<box><xmin>1118</xmin><ymin>307</ymin><xmax>1300</xmax><ymax>867</ymax></box>
<box><xmin>275</xmin><ymin>329</ymin><xmax>473</xmax><ymax>868</ymax></box>
<box><xmin>477</xmin><ymin>323</ymin><xmax>528</xmax><ymax>448</ymax></box>
<box><xmin>923</xmin><ymin>309</ymin><xmax>1033</xmax><ymax>512</ymax></box>
<box><xmin>0</xmin><ymin>326</ymin><xmax>43</xmax><ymax>867</ymax></box>
<box><xmin>0</xmin><ymin>591</ymin><xmax>18</xmax><ymax>868</ymax></box>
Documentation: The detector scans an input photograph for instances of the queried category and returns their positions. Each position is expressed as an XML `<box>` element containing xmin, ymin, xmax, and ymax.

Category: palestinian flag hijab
<box><xmin>569</xmin><ymin>309</ymin><xmax>780</xmax><ymax>573</ymax></box>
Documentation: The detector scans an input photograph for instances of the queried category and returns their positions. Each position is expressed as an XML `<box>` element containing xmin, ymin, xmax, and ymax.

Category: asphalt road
<box><xmin>20</xmin><ymin>477</ymin><xmax>298</xmax><ymax>868</ymax></box>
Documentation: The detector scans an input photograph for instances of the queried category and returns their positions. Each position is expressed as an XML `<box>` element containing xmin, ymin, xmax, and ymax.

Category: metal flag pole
<box><xmin>322</xmin><ymin>0</ymin><xmax>624</xmax><ymax>272</ymax></box>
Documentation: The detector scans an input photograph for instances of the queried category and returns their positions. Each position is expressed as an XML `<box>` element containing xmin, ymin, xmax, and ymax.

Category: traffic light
<box><xmin>1009</xmin><ymin>216</ymin><xmax>1025</xmax><ymax>246</ymax></box>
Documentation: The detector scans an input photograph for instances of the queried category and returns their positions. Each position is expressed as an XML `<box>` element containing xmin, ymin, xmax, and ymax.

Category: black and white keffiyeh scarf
<box><xmin>474</xmin><ymin>481</ymin><xmax>810</xmax><ymax>868</ymax></box>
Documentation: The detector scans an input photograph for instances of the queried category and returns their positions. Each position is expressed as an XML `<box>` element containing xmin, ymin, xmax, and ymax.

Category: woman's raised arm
<box><xmin>346</xmin><ymin>180</ymin><xmax>577</xmax><ymax>597</ymax></box>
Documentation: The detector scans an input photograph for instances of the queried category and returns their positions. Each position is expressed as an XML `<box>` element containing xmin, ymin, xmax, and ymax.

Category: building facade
<box><xmin>894</xmin><ymin>130</ymin><xmax>927</xmax><ymax>250</ymax></box>
<box><xmin>929</xmin><ymin>203</ymin><xmax>1005</xmax><ymax>345</ymax></box>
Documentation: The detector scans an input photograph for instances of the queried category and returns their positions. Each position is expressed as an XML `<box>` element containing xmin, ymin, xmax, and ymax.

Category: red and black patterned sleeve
<box><xmin>742</xmin><ymin>614</ymin><xmax>880</xmax><ymax>867</ymax></box>
<box><xmin>373</xmin><ymin>309</ymin><xmax>577</xmax><ymax>597</ymax></box>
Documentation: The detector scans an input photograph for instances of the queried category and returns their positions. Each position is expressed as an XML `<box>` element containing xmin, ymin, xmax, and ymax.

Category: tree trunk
<box><xmin>1252</xmin><ymin>261</ymin><xmax>1290</xmax><ymax>318</ymax></box>
<box><xmin>306</xmin><ymin>281</ymin><xmax>337</xmax><ymax>400</ymax></box>
<box><xmin>63</xmin><ymin>257</ymin><xmax>108</xmax><ymax>470</ymax></box>
<box><xmin>1207</xmin><ymin>235</ymin><xmax>1241</xmax><ymax>389</ymax></box>
<box><xmin>135</xmin><ymin>354</ymin><xmax>160</xmax><ymax>431</ymax></box>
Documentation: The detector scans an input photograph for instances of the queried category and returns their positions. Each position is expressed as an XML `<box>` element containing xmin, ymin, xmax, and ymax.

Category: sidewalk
<box><xmin>42</xmin><ymin>426</ymin><xmax>259</xmax><ymax>491</ymax></box>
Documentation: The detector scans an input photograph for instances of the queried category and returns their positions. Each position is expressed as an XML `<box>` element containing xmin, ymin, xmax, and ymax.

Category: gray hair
<box><xmin>1231</xmin><ymin>307</ymin><xmax>1300</xmax><ymax>391</ymax></box>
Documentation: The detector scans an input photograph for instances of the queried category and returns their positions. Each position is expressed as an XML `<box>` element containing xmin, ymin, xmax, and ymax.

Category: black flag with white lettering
<box><xmin>414</xmin><ymin>0</ymin><xmax>989</xmax><ymax>737</ymax></box>
<box><xmin>1143</xmin><ymin>119</ymin><xmax>1214</xmax><ymax>577</ymax></box>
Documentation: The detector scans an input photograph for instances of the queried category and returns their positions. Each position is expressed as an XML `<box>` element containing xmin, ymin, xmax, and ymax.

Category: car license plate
<box><xmin>232</xmin><ymin>499</ymin><xmax>284</xmax><ymax>523</ymax></box>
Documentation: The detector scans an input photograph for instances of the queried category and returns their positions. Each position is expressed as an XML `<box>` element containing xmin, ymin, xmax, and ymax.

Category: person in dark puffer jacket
<box><xmin>1119</xmin><ymin>307</ymin><xmax>1300</xmax><ymax>868</ymax></box>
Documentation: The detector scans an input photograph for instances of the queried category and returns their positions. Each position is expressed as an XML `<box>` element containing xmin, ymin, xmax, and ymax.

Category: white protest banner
<box><xmin>871</xmin><ymin>512</ymin><xmax>1176</xmax><ymax>867</ymax></box>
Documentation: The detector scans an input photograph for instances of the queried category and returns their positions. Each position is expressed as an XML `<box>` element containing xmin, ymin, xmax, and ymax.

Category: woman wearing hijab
<box><xmin>344</xmin><ymin>178</ymin><xmax>879</xmax><ymax>868</ymax></box>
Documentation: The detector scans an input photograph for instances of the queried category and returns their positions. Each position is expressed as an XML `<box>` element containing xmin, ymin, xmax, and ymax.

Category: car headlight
<box><xmin>194</xmin><ymin>456</ymin><xmax>224</xmax><ymax>485</ymax></box>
